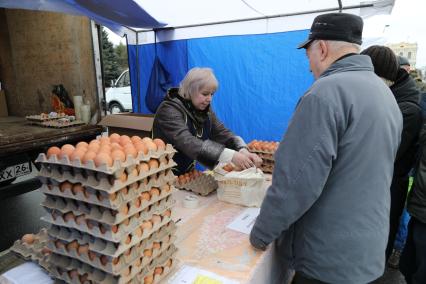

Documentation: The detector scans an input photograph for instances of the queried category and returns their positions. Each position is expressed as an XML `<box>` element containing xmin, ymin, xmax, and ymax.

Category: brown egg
<box><xmin>66</xmin><ymin>240</ymin><xmax>79</xmax><ymax>252</ymax></box>
<box><xmin>124</xmin><ymin>145</ymin><xmax>137</xmax><ymax>159</ymax></box>
<box><xmin>79</xmin><ymin>274</ymin><xmax>89</xmax><ymax>283</ymax></box>
<box><xmin>110</xmin><ymin>142</ymin><xmax>123</xmax><ymax>151</ymax></box>
<box><xmin>77</xmin><ymin>244</ymin><xmax>89</xmax><ymax>256</ymax></box>
<box><xmin>88</xmin><ymin>250</ymin><xmax>97</xmax><ymax>261</ymax></box>
<box><xmin>120</xmin><ymin>204</ymin><xmax>129</xmax><ymax>215</ymax></box>
<box><xmin>152</xmin><ymin>242</ymin><xmax>161</xmax><ymax>250</ymax></box>
<box><xmin>96</xmin><ymin>191</ymin><xmax>104</xmax><ymax>202</ymax></box>
<box><xmin>47</xmin><ymin>146</ymin><xmax>61</xmax><ymax>158</ymax></box>
<box><xmin>165</xmin><ymin>259</ymin><xmax>172</xmax><ymax>267</ymax></box>
<box><xmin>144</xmin><ymin>275</ymin><xmax>154</xmax><ymax>284</ymax></box>
<box><xmin>98</xmin><ymin>145</ymin><xmax>111</xmax><ymax>154</ymax></box>
<box><xmin>100</xmin><ymin>255</ymin><xmax>109</xmax><ymax>266</ymax></box>
<box><xmin>122</xmin><ymin>186</ymin><xmax>129</xmax><ymax>195</ymax></box>
<box><xmin>122</xmin><ymin>266</ymin><xmax>131</xmax><ymax>277</ymax></box>
<box><xmin>59</xmin><ymin>144</ymin><xmax>75</xmax><ymax>159</ymax></box>
<box><xmin>72</xmin><ymin>183</ymin><xmax>85</xmax><ymax>195</ymax></box>
<box><xmin>86</xmin><ymin>220</ymin><xmax>95</xmax><ymax>230</ymax></box>
<box><xmin>68</xmin><ymin>269</ymin><xmax>79</xmax><ymax>279</ymax></box>
<box><xmin>141</xmin><ymin>137</ymin><xmax>153</xmax><ymax>144</ymax></box>
<box><xmin>119</xmin><ymin>172</ymin><xmax>128</xmax><ymax>183</ymax></box>
<box><xmin>21</xmin><ymin>234</ymin><xmax>34</xmax><ymax>244</ymax></box>
<box><xmin>161</xmin><ymin>184</ymin><xmax>171</xmax><ymax>192</ymax></box>
<box><xmin>150</xmin><ymin>187</ymin><xmax>160</xmax><ymax>197</ymax></box>
<box><xmin>82</xmin><ymin>151</ymin><xmax>97</xmax><ymax>164</ymax></box>
<box><xmin>112</xmin><ymin>225</ymin><xmax>119</xmax><ymax>233</ymax></box>
<box><xmin>135</xmin><ymin>142</ymin><xmax>148</xmax><ymax>155</ymax></box>
<box><xmin>119</xmin><ymin>135</ymin><xmax>131</xmax><ymax>146</ymax></box>
<box><xmin>143</xmin><ymin>248</ymin><xmax>153</xmax><ymax>257</ymax></box>
<box><xmin>60</xmin><ymin>181</ymin><xmax>72</xmax><ymax>193</ymax></box>
<box><xmin>94</xmin><ymin>152</ymin><xmax>113</xmax><ymax>167</ymax></box>
<box><xmin>141</xmin><ymin>220</ymin><xmax>153</xmax><ymax>230</ymax></box>
<box><xmin>55</xmin><ymin>240</ymin><xmax>65</xmax><ymax>249</ymax></box>
<box><xmin>75</xmin><ymin>215</ymin><xmax>86</xmax><ymax>225</ymax></box>
<box><xmin>111</xmin><ymin>149</ymin><xmax>125</xmax><ymax>162</ymax></box>
<box><xmin>148</xmin><ymin>159</ymin><xmax>159</xmax><ymax>169</ymax></box>
<box><xmin>99</xmin><ymin>223</ymin><xmax>106</xmax><ymax>234</ymax></box>
<box><xmin>63</xmin><ymin>212</ymin><xmax>75</xmax><ymax>222</ymax></box>
<box><xmin>109</xmin><ymin>192</ymin><xmax>117</xmax><ymax>201</ymax></box>
<box><xmin>112</xmin><ymin>257</ymin><xmax>120</xmax><ymax>265</ymax></box>
<box><xmin>151</xmin><ymin>215</ymin><xmax>162</xmax><ymax>225</ymax></box>
<box><xmin>76</xmin><ymin>141</ymin><xmax>89</xmax><ymax>149</ymax></box>
<box><xmin>163</xmin><ymin>209</ymin><xmax>172</xmax><ymax>218</ymax></box>
<box><xmin>138</xmin><ymin>162</ymin><xmax>150</xmax><ymax>173</ymax></box>
<box><xmin>131</xmin><ymin>135</ymin><xmax>142</xmax><ymax>144</ymax></box>
<box><xmin>124</xmin><ymin>248</ymin><xmax>132</xmax><ymax>256</ymax></box>
<box><xmin>41</xmin><ymin>247</ymin><xmax>51</xmax><ymax>256</ymax></box>
<box><xmin>134</xmin><ymin>227</ymin><xmax>143</xmax><ymax>237</ymax></box>
<box><xmin>145</xmin><ymin>141</ymin><xmax>158</xmax><ymax>152</ymax></box>
<box><xmin>140</xmin><ymin>192</ymin><xmax>151</xmax><ymax>201</ymax></box>
<box><xmin>89</xmin><ymin>139</ymin><xmax>100</xmax><ymax>147</ymax></box>
<box><xmin>125</xmin><ymin>235</ymin><xmax>131</xmax><ymax>244</ymax></box>
<box><xmin>134</xmin><ymin>198</ymin><xmax>141</xmax><ymax>208</ymax></box>
<box><xmin>153</xmin><ymin>138</ymin><xmax>166</xmax><ymax>151</ymax></box>
<box><xmin>109</xmin><ymin>133</ymin><xmax>121</xmax><ymax>143</ymax></box>
<box><xmin>154</xmin><ymin>267</ymin><xmax>163</xmax><ymax>275</ymax></box>
<box><xmin>87</xmin><ymin>143</ymin><xmax>100</xmax><ymax>153</ymax></box>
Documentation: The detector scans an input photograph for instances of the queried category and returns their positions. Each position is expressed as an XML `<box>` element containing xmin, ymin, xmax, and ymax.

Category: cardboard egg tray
<box><xmin>256</xmin><ymin>152</ymin><xmax>274</xmax><ymax>161</ymax></box>
<box><xmin>175</xmin><ymin>173</ymin><xmax>218</xmax><ymax>196</ymax></box>
<box><xmin>35</xmin><ymin>144</ymin><xmax>176</xmax><ymax>176</ymax></box>
<box><xmin>42</xmin><ymin>198</ymin><xmax>175</xmax><ymax>243</ymax></box>
<box><xmin>47</xmin><ymin>228</ymin><xmax>176</xmax><ymax>275</ymax></box>
<box><xmin>26</xmin><ymin>114</ymin><xmax>67</xmax><ymax>122</ymax></box>
<box><xmin>47</xmin><ymin>242</ymin><xmax>177</xmax><ymax>284</ymax></box>
<box><xmin>38</xmin><ymin>160</ymin><xmax>177</xmax><ymax>194</ymax></box>
<box><xmin>42</xmin><ymin>186</ymin><xmax>175</xmax><ymax>225</ymax></box>
<box><xmin>47</xmin><ymin>220</ymin><xmax>176</xmax><ymax>261</ymax></box>
<box><xmin>10</xmin><ymin>229</ymin><xmax>51</xmax><ymax>268</ymax></box>
<box><xmin>39</xmin><ymin>170</ymin><xmax>175</xmax><ymax>210</ymax></box>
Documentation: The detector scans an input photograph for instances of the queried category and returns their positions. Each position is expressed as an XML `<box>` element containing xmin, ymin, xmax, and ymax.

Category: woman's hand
<box><xmin>239</xmin><ymin>148</ymin><xmax>263</xmax><ymax>167</ymax></box>
<box><xmin>232</xmin><ymin>151</ymin><xmax>255</xmax><ymax>169</ymax></box>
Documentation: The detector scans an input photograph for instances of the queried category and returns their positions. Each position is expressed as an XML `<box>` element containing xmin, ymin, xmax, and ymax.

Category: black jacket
<box><xmin>152</xmin><ymin>88</ymin><xmax>246</xmax><ymax>171</ymax></box>
<box><xmin>391</xmin><ymin>68</ymin><xmax>423</xmax><ymax>177</ymax></box>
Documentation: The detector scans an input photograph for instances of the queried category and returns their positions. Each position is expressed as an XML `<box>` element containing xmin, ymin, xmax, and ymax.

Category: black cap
<box><xmin>298</xmin><ymin>12</ymin><xmax>363</xmax><ymax>49</ymax></box>
<box><xmin>398</xmin><ymin>56</ymin><xmax>410</xmax><ymax>66</ymax></box>
<box><xmin>361</xmin><ymin>45</ymin><xmax>398</xmax><ymax>82</ymax></box>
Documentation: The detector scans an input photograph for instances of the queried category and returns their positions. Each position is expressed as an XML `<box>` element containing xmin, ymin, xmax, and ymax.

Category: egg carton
<box><xmin>39</xmin><ymin>171</ymin><xmax>175</xmax><ymax>210</ymax></box>
<box><xmin>139</xmin><ymin>254</ymin><xmax>177</xmax><ymax>284</ymax></box>
<box><xmin>26</xmin><ymin>113</ymin><xmax>67</xmax><ymax>122</ymax></box>
<box><xmin>256</xmin><ymin>152</ymin><xmax>275</xmax><ymax>161</ymax></box>
<box><xmin>43</xmin><ymin>200</ymin><xmax>175</xmax><ymax>244</ymax></box>
<box><xmin>35</xmin><ymin>144</ymin><xmax>176</xmax><ymax>176</ymax></box>
<box><xmin>11</xmin><ymin>228</ymin><xmax>50</xmax><ymax>260</ymax></box>
<box><xmin>44</xmin><ymin>214</ymin><xmax>176</xmax><ymax>258</ymax></box>
<box><xmin>38</xmin><ymin>160</ymin><xmax>177</xmax><ymax>194</ymax></box>
<box><xmin>47</xmin><ymin>231</ymin><xmax>176</xmax><ymax>276</ymax></box>
<box><xmin>41</xmin><ymin>186</ymin><xmax>175</xmax><ymax>225</ymax></box>
<box><xmin>175</xmin><ymin>173</ymin><xmax>218</xmax><ymax>196</ymax></box>
<box><xmin>46</xmin><ymin>243</ymin><xmax>177</xmax><ymax>284</ymax></box>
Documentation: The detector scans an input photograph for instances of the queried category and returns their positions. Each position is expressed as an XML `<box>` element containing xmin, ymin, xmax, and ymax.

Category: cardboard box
<box><xmin>0</xmin><ymin>90</ymin><xmax>8</xmax><ymax>116</ymax></box>
<box><xmin>98</xmin><ymin>113</ymin><xmax>154</xmax><ymax>137</ymax></box>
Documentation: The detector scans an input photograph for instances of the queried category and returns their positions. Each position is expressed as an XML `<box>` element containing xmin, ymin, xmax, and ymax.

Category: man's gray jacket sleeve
<box><xmin>250</xmin><ymin>93</ymin><xmax>339</xmax><ymax>248</ymax></box>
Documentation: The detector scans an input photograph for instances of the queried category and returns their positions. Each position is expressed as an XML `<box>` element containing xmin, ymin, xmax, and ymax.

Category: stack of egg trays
<box><xmin>47</xmin><ymin>243</ymin><xmax>178</xmax><ymax>284</ymax></box>
<box><xmin>248</xmin><ymin>148</ymin><xmax>275</xmax><ymax>174</ymax></box>
<box><xmin>175</xmin><ymin>173</ymin><xmax>218</xmax><ymax>196</ymax></box>
<box><xmin>10</xmin><ymin>228</ymin><xmax>51</xmax><ymax>270</ymax></box>
<box><xmin>36</xmin><ymin>144</ymin><xmax>179</xmax><ymax>283</ymax></box>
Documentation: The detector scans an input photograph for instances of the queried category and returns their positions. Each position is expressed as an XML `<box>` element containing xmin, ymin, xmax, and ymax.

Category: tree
<box><xmin>101</xmin><ymin>28</ymin><xmax>120</xmax><ymax>87</ymax></box>
<box><xmin>115</xmin><ymin>42</ymin><xmax>129</xmax><ymax>73</ymax></box>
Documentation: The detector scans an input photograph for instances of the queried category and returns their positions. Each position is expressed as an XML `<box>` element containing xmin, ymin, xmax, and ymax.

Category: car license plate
<box><xmin>0</xmin><ymin>162</ymin><xmax>31</xmax><ymax>182</ymax></box>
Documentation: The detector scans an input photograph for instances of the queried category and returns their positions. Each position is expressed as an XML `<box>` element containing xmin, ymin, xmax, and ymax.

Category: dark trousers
<box><xmin>386</xmin><ymin>176</ymin><xmax>409</xmax><ymax>260</ymax></box>
<box><xmin>399</xmin><ymin>218</ymin><xmax>426</xmax><ymax>284</ymax></box>
<box><xmin>292</xmin><ymin>272</ymin><xmax>327</xmax><ymax>284</ymax></box>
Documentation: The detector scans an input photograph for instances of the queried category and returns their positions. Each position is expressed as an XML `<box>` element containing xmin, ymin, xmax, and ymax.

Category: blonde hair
<box><xmin>179</xmin><ymin>67</ymin><xmax>218</xmax><ymax>99</ymax></box>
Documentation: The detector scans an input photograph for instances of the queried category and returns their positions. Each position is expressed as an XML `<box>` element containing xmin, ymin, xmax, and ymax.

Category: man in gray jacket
<box><xmin>250</xmin><ymin>13</ymin><xmax>403</xmax><ymax>283</ymax></box>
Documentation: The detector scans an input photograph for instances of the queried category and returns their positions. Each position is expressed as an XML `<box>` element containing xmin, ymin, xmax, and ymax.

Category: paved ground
<box><xmin>373</xmin><ymin>267</ymin><xmax>406</xmax><ymax>284</ymax></box>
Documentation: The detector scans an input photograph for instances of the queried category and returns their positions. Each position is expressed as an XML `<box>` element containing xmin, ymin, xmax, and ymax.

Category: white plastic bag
<box><xmin>214</xmin><ymin>165</ymin><xmax>266</xmax><ymax>207</ymax></box>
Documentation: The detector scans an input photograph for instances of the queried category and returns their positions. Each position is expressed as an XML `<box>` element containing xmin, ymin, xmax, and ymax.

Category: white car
<box><xmin>105</xmin><ymin>69</ymin><xmax>132</xmax><ymax>113</ymax></box>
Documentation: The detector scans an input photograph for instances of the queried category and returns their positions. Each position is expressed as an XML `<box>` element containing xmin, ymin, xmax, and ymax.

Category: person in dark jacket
<box><xmin>361</xmin><ymin>46</ymin><xmax>423</xmax><ymax>262</ymax></box>
<box><xmin>152</xmin><ymin>67</ymin><xmax>262</xmax><ymax>175</ymax></box>
<box><xmin>400</xmin><ymin>124</ymin><xmax>426</xmax><ymax>284</ymax></box>
<box><xmin>250</xmin><ymin>13</ymin><xmax>402</xmax><ymax>284</ymax></box>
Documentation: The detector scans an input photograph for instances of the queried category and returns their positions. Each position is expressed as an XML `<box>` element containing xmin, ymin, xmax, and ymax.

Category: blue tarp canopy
<box><xmin>0</xmin><ymin>0</ymin><xmax>395</xmax><ymax>142</ymax></box>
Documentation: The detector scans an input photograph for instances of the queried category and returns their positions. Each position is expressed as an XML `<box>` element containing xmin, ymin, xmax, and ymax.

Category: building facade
<box><xmin>388</xmin><ymin>42</ymin><xmax>418</xmax><ymax>68</ymax></box>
